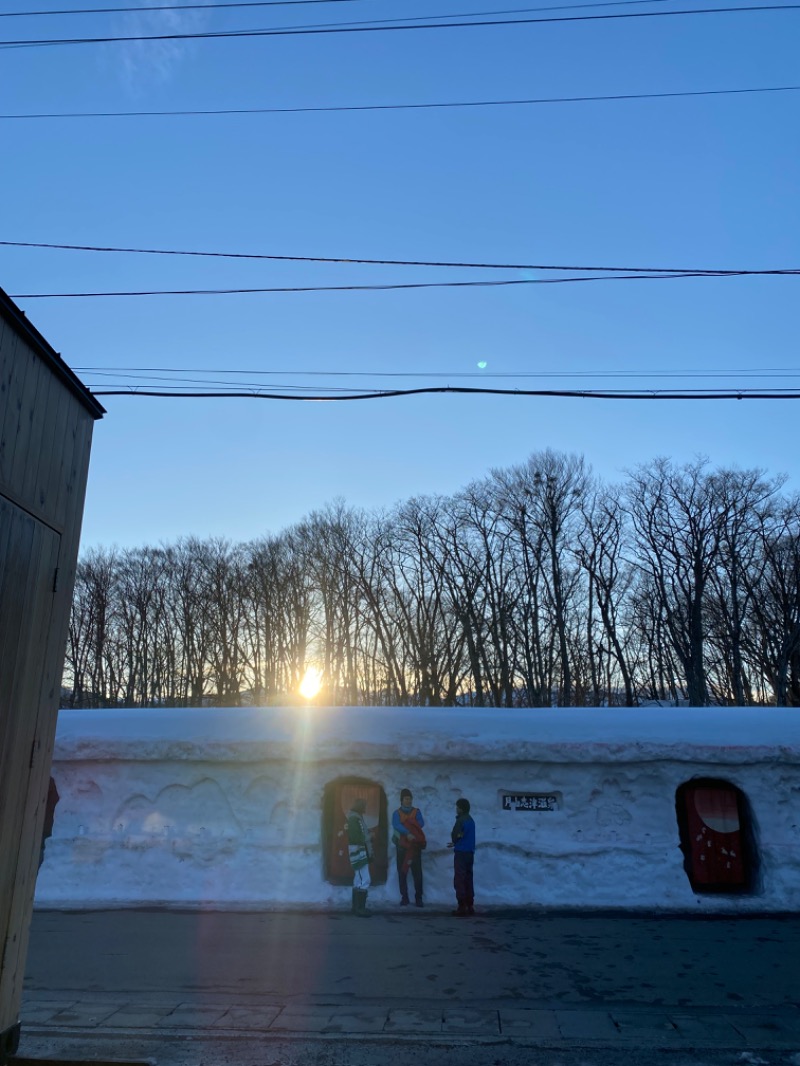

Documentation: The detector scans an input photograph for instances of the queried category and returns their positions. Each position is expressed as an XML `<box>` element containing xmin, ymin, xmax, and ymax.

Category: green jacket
<box><xmin>347</xmin><ymin>809</ymin><xmax>373</xmax><ymax>871</ymax></box>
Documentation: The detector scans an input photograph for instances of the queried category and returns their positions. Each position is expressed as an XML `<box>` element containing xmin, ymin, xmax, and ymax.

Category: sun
<box><xmin>299</xmin><ymin>666</ymin><xmax>323</xmax><ymax>701</ymax></box>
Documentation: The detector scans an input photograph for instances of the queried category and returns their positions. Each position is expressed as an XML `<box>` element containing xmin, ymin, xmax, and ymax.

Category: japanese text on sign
<box><xmin>502</xmin><ymin>794</ymin><xmax>559</xmax><ymax>812</ymax></box>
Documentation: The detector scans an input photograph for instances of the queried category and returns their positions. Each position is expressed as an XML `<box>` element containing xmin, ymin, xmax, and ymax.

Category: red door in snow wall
<box><xmin>677</xmin><ymin>779</ymin><xmax>754</xmax><ymax>893</ymax></box>
<box><xmin>323</xmin><ymin>779</ymin><xmax>388</xmax><ymax>886</ymax></box>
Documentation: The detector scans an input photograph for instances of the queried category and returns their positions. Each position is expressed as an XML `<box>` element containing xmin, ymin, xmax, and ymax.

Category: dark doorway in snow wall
<box><xmin>322</xmin><ymin>778</ymin><xmax>388</xmax><ymax>886</ymax></box>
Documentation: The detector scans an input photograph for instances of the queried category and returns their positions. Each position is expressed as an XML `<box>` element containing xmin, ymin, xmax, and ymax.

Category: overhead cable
<box><xmin>73</xmin><ymin>366</ymin><xmax>800</xmax><ymax>379</ymax></box>
<box><xmin>0</xmin><ymin>0</ymin><xmax>741</xmax><ymax>18</ymax></box>
<box><xmin>1</xmin><ymin>0</ymin><xmax>375</xmax><ymax>17</ymax></box>
<box><xmin>2</xmin><ymin>83</ymin><xmax>798</xmax><ymax>120</ymax></box>
<box><xmin>2</xmin><ymin>5</ymin><xmax>800</xmax><ymax>48</ymax></box>
<box><xmin>10</xmin><ymin>270</ymin><xmax>800</xmax><ymax>298</ymax></box>
<box><xmin>4</xmin><ymin>240</ymin><xmax>799</xmax><ymax>275</ymax></box>
<box><xmin>88</xmin><ymin>386</ymin><xmax>800</xmax><ymax>400</ymax></box>
<box><xmin>12</xmin><ymin>272</ymin><xmax>800</xmax><ymax>299</ymax></box>
<box><xmin>77</xmin><ymin>372</ymin><xmax>800</xmax><ymax>393</ymax></box>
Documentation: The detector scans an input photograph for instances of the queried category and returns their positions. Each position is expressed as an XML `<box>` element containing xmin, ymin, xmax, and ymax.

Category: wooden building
<box><xmin>0</xmin><ymin>288</ymin><xmax>104</xmax><ymax>1059</ymax></box>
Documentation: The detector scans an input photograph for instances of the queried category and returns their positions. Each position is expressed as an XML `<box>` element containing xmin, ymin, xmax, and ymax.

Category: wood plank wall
<box><xmin>0</xmin><ymin>310</ymin><xmax>98</xmax><ymax>1053</ymax></box>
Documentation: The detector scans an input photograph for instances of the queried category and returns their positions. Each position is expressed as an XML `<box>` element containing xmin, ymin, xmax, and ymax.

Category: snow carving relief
<box><xmin>595</xmin><ymin>804</ymin><xmax>634</xmax><ymax>829</ymax></box>
<box><xmin>112</xmin><ymin>779</ymin><xmax>243</xmax><ymax>865</ymax></box>
<box><xmin>588</xmin><ymin>779</ymin><xmax>635</xmax><ymax>836</ymax></box>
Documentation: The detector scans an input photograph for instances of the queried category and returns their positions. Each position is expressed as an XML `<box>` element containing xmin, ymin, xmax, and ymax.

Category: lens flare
<box><xmin>299</xmin><ymin>666</ymin><xmax>323</xmax><ymax>700</ymax></box>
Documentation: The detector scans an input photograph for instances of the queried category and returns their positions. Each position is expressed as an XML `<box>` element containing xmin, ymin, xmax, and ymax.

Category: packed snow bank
<box><xmin>36</xmin><ymin>706</ymin><xmax>800</xmax><ymax>912</ymax></box>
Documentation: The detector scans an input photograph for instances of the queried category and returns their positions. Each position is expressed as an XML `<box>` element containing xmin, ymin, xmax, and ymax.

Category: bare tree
<box><xmin>575</xmin><ymin>487</ymin><xmax>638</xmax><ymax>705</ymax></box>
<box><xmin>192</xmin><ymin>539</ymin><xmax>249</xmax><ymax>705</ymax></box>
<box><xmin>744</xmin><ymin>498</ymin><xmax>800</xmax><ymax>705</ymax></box>
<box><xmin>64</xmin><ymin>452</ymin><xmax>797</xmax><ymax>712</ymax></box>
<box><xmin>704</xmin><ymin>468</ymin><xmax>785</xmax><ymax>704</ymax></box>
<box><xmin>64</xmin><ymin>547</ymin><xmax>119</xmax><ymax>707</ymax></box>
<box><xmin>491</xmin><ymin>451</ymin><xmax>589</xmax><ymax>706</ymax></box>
<box><xmin>626</xmin><ymin>457</ymin><xmax>727</xmax><ymax>707</ymax></box>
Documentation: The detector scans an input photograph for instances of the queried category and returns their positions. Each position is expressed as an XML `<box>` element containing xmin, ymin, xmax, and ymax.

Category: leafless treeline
<box><xmin>64</xmin><ymin>451</ymin><xmax>800</xmax><ymax>708</ymax></box>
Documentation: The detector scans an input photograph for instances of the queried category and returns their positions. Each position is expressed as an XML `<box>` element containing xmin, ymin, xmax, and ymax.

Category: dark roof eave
<box><xmin>0</xmin><ymin>287</ymin><xmax>106</xmax><ymax>420</ymax></box>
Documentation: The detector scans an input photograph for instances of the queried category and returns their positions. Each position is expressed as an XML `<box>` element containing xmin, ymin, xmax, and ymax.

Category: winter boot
<box><xmin>351</xmin><ymin>888</ymin><xmax>359</xmax><ymax>914</ymax></box>
<box><xmin>355</xmin><ymin>888</ymin><xmax>372</xmax><ymax>917</ymax></box>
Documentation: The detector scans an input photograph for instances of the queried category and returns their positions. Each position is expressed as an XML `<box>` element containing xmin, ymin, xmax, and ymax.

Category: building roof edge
<box><xmin>0</xmin><ymin>287</ymin><xmax>105</xmax><ymax>419</ymax></box>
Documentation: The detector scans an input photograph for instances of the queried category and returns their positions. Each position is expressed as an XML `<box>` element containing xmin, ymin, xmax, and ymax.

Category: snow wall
<box><xmin>35</xmin><ymin>706</ymin><xmax>800</xmax><ymax>913</ymax></box>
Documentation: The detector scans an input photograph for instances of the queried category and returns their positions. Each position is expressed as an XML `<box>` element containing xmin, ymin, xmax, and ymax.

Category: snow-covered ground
<box><xmin>36</xmin><ymin>706</ymin><xmax>800</xmax><ymax>912</ymax></box>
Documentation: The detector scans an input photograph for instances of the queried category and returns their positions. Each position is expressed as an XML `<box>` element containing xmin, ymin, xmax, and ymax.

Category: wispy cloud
<box><xmin>105</xmin><ymin>1</ymin><xmax>209</xmax><ymax>96</ymax></box>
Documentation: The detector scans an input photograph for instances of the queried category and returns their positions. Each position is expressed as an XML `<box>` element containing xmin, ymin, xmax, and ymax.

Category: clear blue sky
<box><xmin>2</xmin><ymin>0</ymin><xmax>798</xmax><ymax>550</ymax></box>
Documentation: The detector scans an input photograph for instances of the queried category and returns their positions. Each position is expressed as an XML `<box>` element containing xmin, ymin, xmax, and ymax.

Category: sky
<box><xmin>1</xmin><ymin>0</ymin><xmax>798</xmax><ymax>551</ymax></box>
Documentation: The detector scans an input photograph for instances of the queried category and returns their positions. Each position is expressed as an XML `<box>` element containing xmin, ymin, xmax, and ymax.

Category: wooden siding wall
<box><xmin>0</xmin><ymin>312</ymin><xmax>97</xmax><ymax>1051</ymax></box>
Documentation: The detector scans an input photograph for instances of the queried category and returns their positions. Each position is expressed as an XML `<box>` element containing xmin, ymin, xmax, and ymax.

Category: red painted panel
<box><xmin>327</xmin><ymin>781</ymin><xmax>387</xmax><ymax>884</ymax></box>
<box><xmin>683</xmin><ymin>784</ymin><xmax>746</xmax><ymax>887</ymax></box>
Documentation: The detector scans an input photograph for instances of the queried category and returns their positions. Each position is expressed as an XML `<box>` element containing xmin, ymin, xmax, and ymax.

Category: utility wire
<box><xmin>0</xmin><ymin>0</ymin><xmax>716</xmax><ymax>22</ymax></box>
<box><xmin>0</xmin><ymin>0</ymin><xmax>734</xmax><ymax>18</ymax></box>
<box><xmin>88</xmin><ymin>386</ymin><xmax>800</xmax><ymax>399</ymax></box>
<box><xmin>80</xmin><ymin>371</ymin><xmax>362</xmax><ymax>389</ymax></box>
<box><xmin>168</xmin><ymin>0</ymin><xmax>800</xmax><ymax>33</ymax></box>
<box><xmin>0</xmin><ymin>0</ymin><xmax>374</xmax><ymax>17</ymax></box>
<box><xmin>4</xmin><ymin>240</ymin><xmax>798</xmax><ymax>276</ymax></box>
<box><xmin>75</xmin><ymin>366</ymin><xmax>800</xmax><ymax>396</ymax></box>
<box><xmin>76</xmin><ymin>373</ymin><xmax>800</xmax><ymax>392</ymax></box>
<box><xmin>73</xmin><ymin>365</ymin><xmax>800</xmax><ymax>378</ymax></box>
<box><xmin>64</xmin><ymin>1</ymin><xmax>753</xmax><ymax>35</ymax></box>
<box><xmin>13</xmin><ymin>272</ymin><xmax>800</xmax><ymax>299</ymax></box>
<box><xmin>74</xmin><ymin>361</ymin><xmax>800</xmax><ymax>398</ymax></box>
<box><xmin>2</xmin><ymin>83</ymin><xmax>798</xmax><ymax>120</ymax></box>
<box><xmin>85</xmin><ymin>379</ymin><xmax>366</xmax><ymax>392</ymax></box>
<box><xmin>2</xmin><ymin>5</ymin><xmax>799</xmax><ymax>48</ymax></box>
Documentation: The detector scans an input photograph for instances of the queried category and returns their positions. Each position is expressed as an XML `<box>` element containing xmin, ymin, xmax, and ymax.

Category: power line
<box><xmin>13</xmin><ymin>271</ymin><xmax>800</xmax><ymax>299</ymax></box>
<box><xmin>41</xmin><ymin>0</ymin><xmax>757</xmax><ymax>35</ymax></box>
<box><xmin>73</xmin><ymin>365</ymin><xmax>800</xmax><ymax>378</ymax></box>
<box><xmin>73</xmin><ymin>365</ymin><xmax>800</xmax><ymax>397</ymax></box>
<box><xmin>0</xmin><ymin>0</ymin><xmax>376</xmax><ymax>17</ymax></box>
<box><xmin>81</xmin><ymin>372</ymin><xmax>361</xmax><ymax>390</ymax></box>
<box><xmin>0</xmin><ymin>0</ymin><xmax>720</xmax><ymax>22</ymax></box>
<box><xmin>84</xmin><ymin>378</ymin><xmax>368</xmax><ymax>392</ymax></box>
<box><xmin>88</xmin><ymin>385</ymin><xmax>800</xmax><ymax>399</ymax></box>
<box><xmin>4</xmin><ymin>0</ymin><xmax>777</xmax><ymax>51</ymax></box>
<box><xmin>2</xmin><ymin>5</ymin><xmax>799</xmax><ymax>48</ymax></box>
<box><xmin>76</xmin><ymin>371</ymin><xmax>800</xmax><ymax>393</ymax></box>
<box><xmin>4</xmin><ymin>239</ymin><xmax>798</xmax><ymax>276</ymax></box>
<box><xmin>0</xmin><ymin>0</ymin><xmax>740</xmax><ymax>19</ymax></box>
<box><xmin>191</xmin><ymin>0</ymin><xmax>800</xmax><ymax>34</ymax></box>
<box><xmin>3</xmin><ymin>83</ymin><xmax>798</xmax><ymax>120</ymax></box>
<box><xmin>72</xmin><ymin>362</ymin><xmax>800</xmax><ymax>398</ymax></box>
